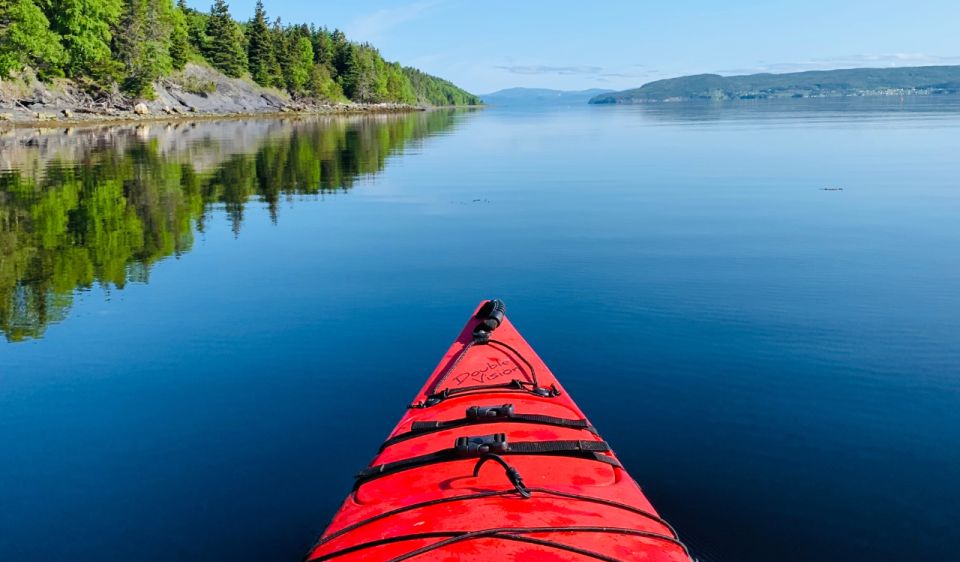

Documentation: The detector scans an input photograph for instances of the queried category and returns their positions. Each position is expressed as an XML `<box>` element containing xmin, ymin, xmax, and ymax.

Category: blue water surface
<box><xmin>1</xmin><ymin>98</ymin><xmax>959</xmax><ymax>561</ymax></box>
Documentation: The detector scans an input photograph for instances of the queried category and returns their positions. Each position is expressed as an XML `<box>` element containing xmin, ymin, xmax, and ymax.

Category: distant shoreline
<box><xmin>590</xmin><ymin>65</ymin><xmax>960</xmax><ymax>104</ymax></box>
<box><xmin>592</xmin><ymin>90</ymin><xmax>960</xmax><ymax>105</ymax></box>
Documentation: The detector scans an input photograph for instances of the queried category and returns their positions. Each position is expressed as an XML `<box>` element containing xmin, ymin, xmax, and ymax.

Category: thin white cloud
<box><xmin>496</xmin><ymin>65</ymin><xmax>604</xmax><ymax>76</ymax></box>
<box><xmin>345</xmin><ymin>1</ymin><xmax>443</xmax><ymax>42</ymax></box>
<box><xmin>495</xmin><ymin>65</ymin><xmax>651</xmax><ymax>79</ymax></box>
<box><xmin>600</xmin><ymin>71</ymin><xmax>650</xmax><ymax>79</ymax></box>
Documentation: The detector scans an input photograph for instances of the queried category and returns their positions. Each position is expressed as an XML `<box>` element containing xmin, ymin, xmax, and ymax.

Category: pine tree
<box><xmin>311</xmin><ymin>28</ymin><xmax>333</xmax><ymax>69</ymax></box>
<box><xmin>115</xmin><ymin>0</ymin><xmax>173</xmax><ymax>98</ymax></box>
<box><xmin>246</xmin><ymin>0</ymin><xmax>274</xmax><ymax>86</ymax></box>
<box><xmin>169</xmin><ymin>1</ymin><xmax>190</xmax><ymax>69</ymax></box>
<box><xmin>114</xmin><ymin>0</ymin><xmax>144</xmax><ymax>90</ymax></box>
<box><xmin>180</xmin><ymin>0</ymin><xmax>209</xmax><ymax>54</ymax></box>
<box><xmin>0</xmin><ymin>0</ymin><xmax>66</xmax><ymax>77</ymax></box>
<box><xmin>330</xmin><ymin>29</ymin><xmax>349</xmax><ymax>77</ymax></box>
<box><xmin>272</xmin><ymin>18</ymin><xmax>292</xmax><ymax>89</ymax></box>
<box><xmin>341</xmin><ymin>44</ymin><xmax>376</xmax><ymax>102</ymax></box>
<box><xmin>204</xmin><ymin>0</ymin><xmax>246</xmax><ymax>77</ymax></box>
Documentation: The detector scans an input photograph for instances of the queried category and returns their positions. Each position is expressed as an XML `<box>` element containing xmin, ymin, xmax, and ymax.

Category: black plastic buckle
<box><xmin>466</xmin><ymin>404</ymin><xmax>514</xmax><ymax>419</ymax></box>
<box><xmin>455</xmin><ymin>433</ymin><xmax>509</xmax><ymax>455</ymax></box>
<box><xmin>531</xmin><ymin>385</ymin><xmax>561</xmax><ymax>398</ymax></box>
<box><xmin>423</xmin><ymin>389</ymin><xmax>449</xmax><ymax>407</ymax></box>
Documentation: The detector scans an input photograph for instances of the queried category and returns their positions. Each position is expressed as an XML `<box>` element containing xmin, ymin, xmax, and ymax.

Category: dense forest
<box><xmin>0</xmin><ymin>110</ymin><xmax>464</xmax><ymax>341</ymax></box>
<box><xmin>0</xmin><ymin>0</ymin><xmax>479</xmax><ymax>105</ymax></box>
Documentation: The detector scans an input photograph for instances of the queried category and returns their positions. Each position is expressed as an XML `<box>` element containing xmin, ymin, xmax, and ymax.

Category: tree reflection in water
<box><xmin>0</xmin><ymin>111</ymin><xmax>465</xmax><ymax>341</ymax></box>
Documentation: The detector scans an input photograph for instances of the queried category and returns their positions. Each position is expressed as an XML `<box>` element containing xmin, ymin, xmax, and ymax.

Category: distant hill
<box><xmin>482</xmin><ymin>88</ymin><xmax>614</xmax><ymax>106</ymax></box>
<box><xmin>589</xmin><ymin>66</ymin><xmax>960</xmax><ymax>104</ymax></box>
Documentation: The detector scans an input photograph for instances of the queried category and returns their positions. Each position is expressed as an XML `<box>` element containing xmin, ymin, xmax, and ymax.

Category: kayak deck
<box><xmin>305</xmin><ymin>300</ymin><xmax>691</xmax><ymax>561</ymax></box>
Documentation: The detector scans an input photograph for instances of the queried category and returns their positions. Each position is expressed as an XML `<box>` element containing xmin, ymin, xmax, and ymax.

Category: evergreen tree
<box><xmin>169</xmin><ymin>1</ymin><xmax>190</xmax><ymax>70</ymax></box>
<box><xmin>0</xmin><ymin>0</ymin><xmax>479</xmax><ymax>106</ymax></box>
<box><xmin>0</xmin><ymin>0</ymin><xmax>66</xmax><ymax>77</ymax></box>
<box><xmin>115</xmin><ymin>0</ymin><xmax>174</xmax><ymax>98</ymax></box>
<box><xmin>271</xmin><ymin>18</ymin><xmax>292</xmax><ymax>89</ymax></box>
<box><xmin>180</xmin><ymin>0</ymin><xmax>209</xmax><ymax>54</ymax></box>
<box><xmin>44</xmin><ymin>0</ymin><xmax>123</xmax><ymax>78</ymax></box>
<box><xmin>330</xmin><ymin>29</ymin><xmax>349</xmax><ymax>77</ymax></box>
<box><xmin>311</xmin><ymin>27</ymin><xmax>333</xmax><ymax>69</ymax></box>
<box><xmin>204</xmin><ymin>0</ymin><xmax>246</xmax><ymax>77</ymax></box>
<box><xmin>402</xmin><ymin>66</ymin><xmax>480</xmax><ymax>106</ymax></box>
<box><xmin>340</xmin><ymin>44</ymin><xmax>374</xmax><ymax>102</ymax></box>
<box><xmin>245</xmin><ymin>0</ymin><xmax>274</xmax><ymax>86</ymax></box>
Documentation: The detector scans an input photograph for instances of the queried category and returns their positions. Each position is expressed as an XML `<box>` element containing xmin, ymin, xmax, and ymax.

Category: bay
<box><xmin>2</xmin><ymin>98</ymin><xmax>959</xmax><ymax>561</ymax></box>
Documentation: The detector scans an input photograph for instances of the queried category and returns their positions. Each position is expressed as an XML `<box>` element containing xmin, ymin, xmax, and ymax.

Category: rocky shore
<box><xmin>0</xmin><ymin>63</ymin><xmax>424</xmax><ymax>128</ymax></box>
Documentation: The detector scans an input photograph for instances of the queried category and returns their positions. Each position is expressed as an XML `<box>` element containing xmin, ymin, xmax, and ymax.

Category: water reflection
<box><xmin>613</xmin><ymin>95</ymin><xmax>960</xmax><ymax>124</ymax></box>
<box><xmin>0</xmin><ymin>111</ymin><xmax>466</xmax><ymax>341</ymax></box>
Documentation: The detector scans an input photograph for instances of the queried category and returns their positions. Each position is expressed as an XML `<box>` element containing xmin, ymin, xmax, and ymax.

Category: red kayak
<box><xmin>305</xmin><ymin>300</ymin><xmax>692</xmax><ymax>561</ymax></box>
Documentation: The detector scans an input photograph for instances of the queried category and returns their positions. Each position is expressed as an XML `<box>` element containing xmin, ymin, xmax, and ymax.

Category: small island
<box><xmin>589</xmin><ymin>65</ymin><xmax>960</xmax><ymax>104</ymax></box>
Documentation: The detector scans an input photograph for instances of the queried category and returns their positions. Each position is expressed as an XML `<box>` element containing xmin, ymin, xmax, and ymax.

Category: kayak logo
<box><xmin>453</xmin><ymin>358</ymin><xmax>518</xmax><ymax>385</ymax></box>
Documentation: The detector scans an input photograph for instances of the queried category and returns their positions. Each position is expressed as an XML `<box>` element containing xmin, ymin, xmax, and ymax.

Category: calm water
<box><xmin>2</xmin><ymin>99</ymin><xmax>959</xmax><ymax>561</ymax></box>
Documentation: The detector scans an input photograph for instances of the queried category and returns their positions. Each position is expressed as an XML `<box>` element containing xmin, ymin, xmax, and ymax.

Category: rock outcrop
<box><xmin>0</xmin><ymin>63</ymin><xmax>421</xmax><ymax>126</ymax></box>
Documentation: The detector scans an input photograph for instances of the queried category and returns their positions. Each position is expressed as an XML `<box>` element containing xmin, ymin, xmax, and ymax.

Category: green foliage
<box><xmin>385</xmin><ymin>62</ymin><xmax>416</xmax><ymax>104</ymax></box>
<box><xmin>339</xmin><ymin>49</ymin><xmax>416</xmax><ymax>103</ymax></box>
<box><xmin>0</xmin><ymin>0</ymin><xmax>66</xmax><ymax>76</ymax></box>
<box><xmin>269</xmin><ymin>18</ymin><xmax>290</xmax><ymax>88</ymax></box>
<box><xmin>115</xmin><ymin>0</ymin><xmax>175</xmax><ymax>98</ymax></box>
<box><xmin>44</xmin><ymin>0</ymin><xmax>123</xmax><ymax>78</ymax></box>
<box><xmin>285</xmin><ymin>36</ymin><xmax>313</xmax><ymax>95</ymax></box>
<box><xmin>306</xmin><ymin>62</ymin><xmax>345</xmax><ymax>102</ymax></box>
<box><xmin>344</xmin><ymin>47</ymin><xmax>368</xmax><ymax>101</ymax></box>
<box><xmin>168</xmin><ymin>2</ymin><xmax>190</xmax><ymax>70</ymax></box>
<box><xmin>311</xmin><ymin>27</ymin><xmax>333</xmax><ymax>68</ymax></box>
<box><xmin>178</xmin><ymin>73</ymin><xmax>215</xmax><ymax>95</ymax></box>
<box><xmin>330</xmin><ymin>29</ymin><xmax>349</xmax><ymax>77</ymax></box>
<box><xmin>203</xmin><ymin>0</ymin><xmax>246</xmax><ymax>77</ymax></box>
<box><xmin>402</xmin><ymin>67</ymin><xmax>481</xmax><ymax>106</ymax></box>
<box><xmin>180</xmin><ymin>1</ymin><xmax>209</xmax><ymax>55</ymax></box>
<box><xmin>245</xmin><ymin>0</ymin><xmax>275</xmax><ymax>86</ymax></box>
<box><xmin>0</xmin><ymin>0</ymin><xmax>478</xmax><ymax>104</ymax></box>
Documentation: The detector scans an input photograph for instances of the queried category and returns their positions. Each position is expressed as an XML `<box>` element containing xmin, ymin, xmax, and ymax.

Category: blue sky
<box><xmin>186</xmin><ymin>0</ymin><xmax>960</xmax><ymax>94</ymax></box>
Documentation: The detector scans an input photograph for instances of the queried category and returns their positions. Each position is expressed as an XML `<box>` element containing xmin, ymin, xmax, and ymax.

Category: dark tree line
<box><xmin>0</xmin><ymin>0</ymin><xmax>480</xmax><ymax>105</ymax></box>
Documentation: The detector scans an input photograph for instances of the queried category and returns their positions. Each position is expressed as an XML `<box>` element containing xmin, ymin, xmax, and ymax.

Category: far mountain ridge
<box><xmin>590</xmin><ymin>65</ymin><xmax>960</xmax><ymax>104</ymax></box>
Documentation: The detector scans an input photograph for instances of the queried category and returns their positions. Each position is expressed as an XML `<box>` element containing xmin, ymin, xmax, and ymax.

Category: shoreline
<box><xmin>0</xmin><ymin>103</ymin><xmax>454</xmax><ymax>130</ymax></box>
<box><xmin>0</xmin><ymin>62</ymin><xmax>482</xmax><ymax>130</ymax></box>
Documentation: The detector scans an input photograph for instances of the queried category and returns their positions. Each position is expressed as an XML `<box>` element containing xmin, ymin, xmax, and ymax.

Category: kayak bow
<box><xmin>306</xmin><ymin>300</ymin><xmax>692</xmax><ymax>561</ymax></box>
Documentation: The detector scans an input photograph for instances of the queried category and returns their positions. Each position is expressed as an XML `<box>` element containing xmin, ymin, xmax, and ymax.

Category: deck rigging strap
<box><xmin>411</xmin><ymin>378</ymin><xmax>561</xmax><ymax>408</ymax></box>
<box><xmin>380</xmin><ymin>405</ymin><xmax>596</xmax><ymax>451</ymax></box>
<box><xmin>307</xmin><ymin>525</ymin><xmax>691</xmax><ymax>562</ymax></box>
<box><xmin>310</xmin><ymin>486</ymin><xmax>685</xmax><ymax>556</ymax></box>
<box><xmin>355</xmin><ymin>437</ymin><xmax>620</xmax><ymax>490</ymax></box>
